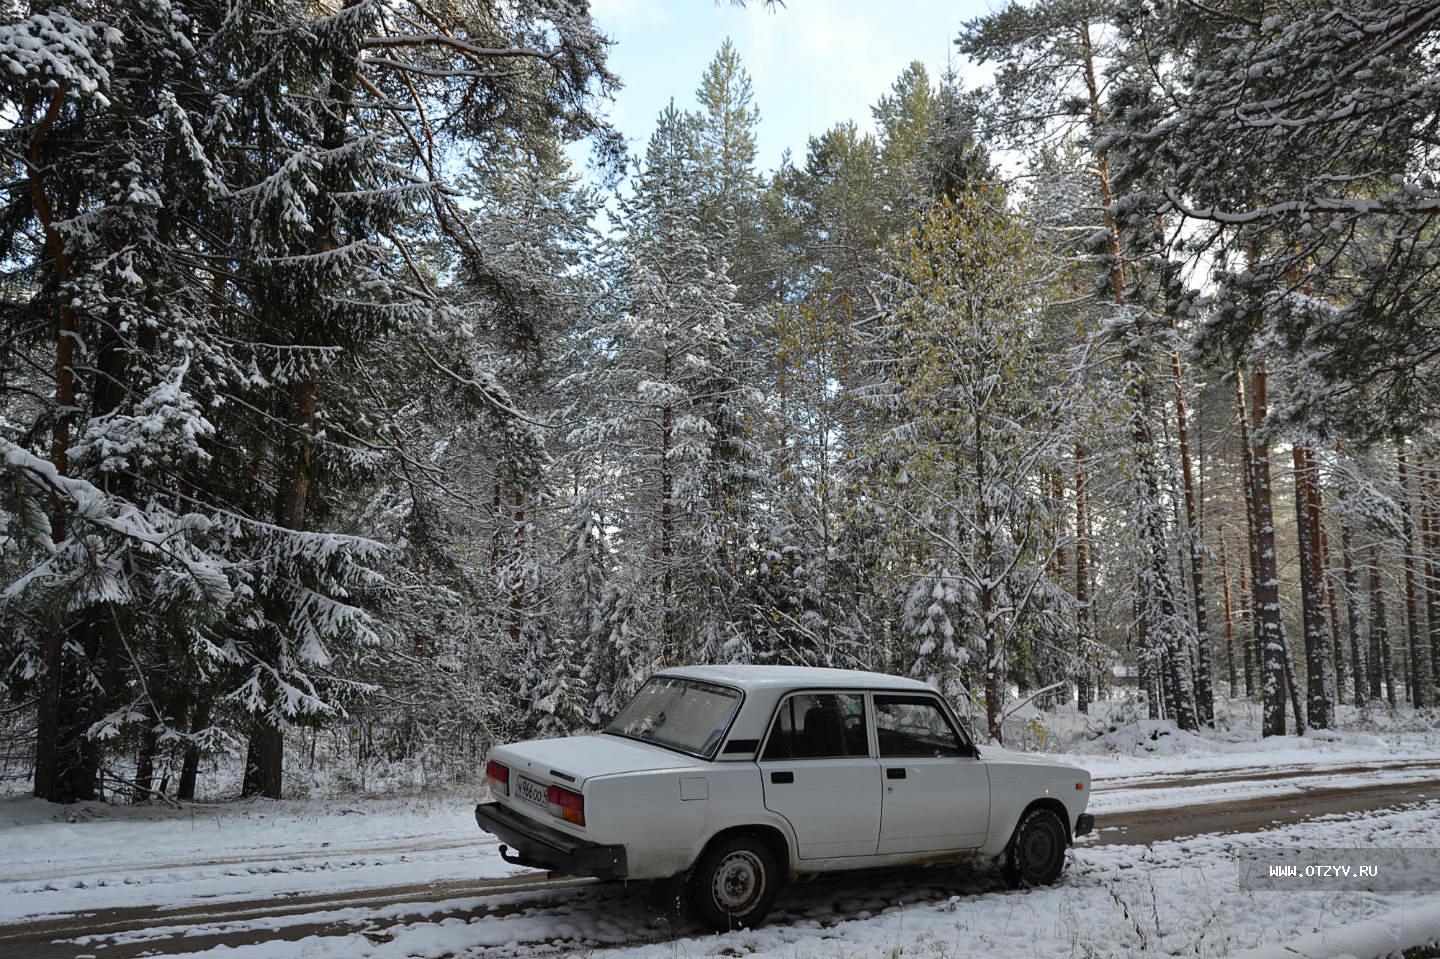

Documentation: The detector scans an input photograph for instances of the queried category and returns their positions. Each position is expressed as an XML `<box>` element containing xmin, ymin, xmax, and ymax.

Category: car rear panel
<box><xmin>486</xmin><ymin>735</ymin><xmax>706</xmax><ymax>840</ymax></box>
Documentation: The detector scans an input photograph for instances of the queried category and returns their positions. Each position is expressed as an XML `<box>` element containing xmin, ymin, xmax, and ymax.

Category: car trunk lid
<box><xmin>491</xmin><ymin>733</ymin><xmax>703</xmax><ymax>789</ymax></box>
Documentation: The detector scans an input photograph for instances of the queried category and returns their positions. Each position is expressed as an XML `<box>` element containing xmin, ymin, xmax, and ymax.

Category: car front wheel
<box><xmin>690</xmin><ymin>834</ymin><xmax>780</xmax><ymax>931</ymax></box>
<box><xmin>1003</xmin><ymin>806</ymin><xmax>1068</xmax><ymax>888</ymax></box>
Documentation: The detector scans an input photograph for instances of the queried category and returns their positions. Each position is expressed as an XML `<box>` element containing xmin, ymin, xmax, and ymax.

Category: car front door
<box><xmin>758</xmin><ymin>691</ymin><xmax>881</xmax><ymax>859</ymax></box>
<box><xmin>873</xmin><ymin>693</ymin><xmax>989</xmax><ymax>854</ymax></box>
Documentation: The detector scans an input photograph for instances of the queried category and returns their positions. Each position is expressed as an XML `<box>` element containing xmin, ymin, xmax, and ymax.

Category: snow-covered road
<box><xmin>2</xmin><ymin>754</ymin><xmax>1438</xmax><ymax>958</ymax></box>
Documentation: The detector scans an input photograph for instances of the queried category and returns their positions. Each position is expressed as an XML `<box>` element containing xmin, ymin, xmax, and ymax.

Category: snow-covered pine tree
<box><xmin>692</xmin><ymin>39</ymin><xmax>770</xmax><ymax>308</ymax></box>
<box><xmin>959</xmin><ymin>0</ymin><xmax>1201</xmax><ymax>730</ymax></box>
<box><xmin>861</xmin><ymin>188</ymin><xmax>1073</xmax><ymax>742</ymax></box>
<box><xmin>1110</xmin><ymin>0</ymin><xmax>1440</xmax><ymax>444</ymax></box>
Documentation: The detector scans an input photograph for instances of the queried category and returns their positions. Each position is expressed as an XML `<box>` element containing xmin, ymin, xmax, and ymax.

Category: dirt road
<box><xmin>3</xmin><ymin>763</ymin><xmax>1436</xmax><ymax>958</ymax></box>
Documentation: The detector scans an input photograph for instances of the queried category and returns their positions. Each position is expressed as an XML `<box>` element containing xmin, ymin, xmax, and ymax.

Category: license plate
<box><xmin>515</xmin><ymin>776</ymin><xmax>548</xmax><ymax>808</ymax></box>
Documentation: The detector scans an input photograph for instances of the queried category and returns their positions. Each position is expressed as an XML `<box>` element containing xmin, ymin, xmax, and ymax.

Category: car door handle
<box><xmin>886</xmin><ymin>767</ymin><xmax>907</xmax><ymax>780</ymax></box>
<box><xmin>770</xmin><ymin>771</ymin><xmax>794</xmax><ymax>784</ymax></box>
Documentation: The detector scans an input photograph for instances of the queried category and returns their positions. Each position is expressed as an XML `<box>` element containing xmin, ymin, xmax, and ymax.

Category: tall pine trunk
<box><xmin>1219</xmin><ymin>531</ymin><xmax>1239</xmax><ymax>695</ymax></box>
<box><xmin>1340</xmin><ymin>522</ymin><xmax>1366</xmax><ymax>705</ymax></box>
<box><xmin>1398</xmin><ymin>447</ymin><xmax>1429</xmax><ymax>707</ymax></box>
<box><xmin>1320</xmin><ymin>523</ymin><xmax>1345</xmax><ymax>705</ymax></box>
<box><xmin>1169</xmin><ymin>327</ymin><xmax>1212</xmax><ymax>724</ymax></box>
<box><xmin>1367</xmin><ymin>544</ymin><xmax>1386</xmax><ymax>703</ymax></box>
<box><xmin>1075</xmin><ymin>443</ymin><xmax>1093</xmax><ymax>714</ymax></box>
<box><xmin>1239</xmin><ymin>368</ymin><xmax>1288</xmax><ymax>735</ymax></box>
<box><xmin>1292</xmin><ymin>444</ymin><xmax>1332</xmax><ymax>728</ymax></box>
<box><xmin>1080</xmin><ymin>22</ymin><xmax>1197</xmax><ymax>731</ymax></box>
<box><xmin>1238</xmin><ymin>537</ymin><xmax>1256</xmax><ymax>696</ymax></box>
<box><xmin>1424</xmin><ymin>464</ymin><xmax>1440</xmax><ymax>706</ymax></box>
<box><xmin>1369</xmin><ymin>544</ymin><xmax>1397</xmax><ymax>707</ymax></box>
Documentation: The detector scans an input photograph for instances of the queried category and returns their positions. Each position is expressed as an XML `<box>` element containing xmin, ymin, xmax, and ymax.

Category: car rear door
<box><xmin>757</xmin><ymin>690</ymin><xmax>882</xmax><ymax>859</ymax></box>
<box><xmin>873</xmin><ymin>693</ymin><xmax>989</xmax><ymax>854</ymax></box>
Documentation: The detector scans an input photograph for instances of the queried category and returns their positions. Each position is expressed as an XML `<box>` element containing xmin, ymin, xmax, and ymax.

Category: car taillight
<box><xmin>546</xmin><ymin>784</ymin><xmax>585</xmax><ymax>826</ymax></box>
<box><xmin>485</xmin><ymin>760</ymin><xmax>509</xmax><ymax>796</ymax></box>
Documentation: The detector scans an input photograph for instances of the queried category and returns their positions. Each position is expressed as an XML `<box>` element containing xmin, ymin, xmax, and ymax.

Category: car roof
<box><xmin>658</xmin><ymin>664</ymin><xmax>937</xmax><ymax>694</ymax></box>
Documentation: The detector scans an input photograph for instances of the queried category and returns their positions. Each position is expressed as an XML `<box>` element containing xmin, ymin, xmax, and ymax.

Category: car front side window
<box><xmin>874</xmin><ymin>695</ymin><xmax>968</xmax><ymax>758</ymax></box>
<box><xmin>761</xmin><ymin>692</ymin><xmax>868</xmax><ymax>760</ymax></box>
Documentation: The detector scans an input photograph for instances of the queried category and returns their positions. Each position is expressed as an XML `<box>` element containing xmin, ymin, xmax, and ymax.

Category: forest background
<box><xmin>2</xmin><ymin>0</ymin><xmax>1438</xmax><ymax>803</ymax></box>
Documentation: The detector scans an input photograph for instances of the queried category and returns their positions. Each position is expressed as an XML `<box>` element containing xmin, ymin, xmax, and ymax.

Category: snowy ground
<box><xmin>0</xmin><ymin>794</ymin><xmax>502</xmax><ymax>925</ymax></box>
<box><xmin>3</xmin><ymin>707</ymin><xmax>1438</xmax><ymax>958</ymax></box>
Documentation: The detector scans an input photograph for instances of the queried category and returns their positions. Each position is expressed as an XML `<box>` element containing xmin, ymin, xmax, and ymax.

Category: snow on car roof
<box><xmin>658</xmin><ymin>664</ymin><xmax>936</xmax><ymax>693</ymax></box>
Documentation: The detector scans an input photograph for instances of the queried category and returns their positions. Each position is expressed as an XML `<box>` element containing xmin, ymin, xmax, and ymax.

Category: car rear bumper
<box><xmin>1074</xmin><ymin>813</ymin><xmax>1095</xmax><ymax>838</ymax></box>
<box><xmin>474</xmin><ymin>801</ymin><xmax>628</xmax><ymax>880</ymax></box>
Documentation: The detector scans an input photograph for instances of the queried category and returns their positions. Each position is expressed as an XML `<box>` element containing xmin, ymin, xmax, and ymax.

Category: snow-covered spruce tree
<box><xmin>1</xmin><ymin>0</ymin><xmax>615</xmax><ymax>801</ymax></box>
<box><xmin>959</xmin><ymin>0</ymin><xmax>1201</xmax><ymax>730</ymax></box>
<box><xmin>564</xmin><ymin>104</ymin><xmax>765</xmax><ymax>687</ymax></box>
<box><xmin>207</xmin><ymin>0</ymin><xmax>609</xmax><ymax>800</ymax></box>
<box><xmin>0</xmin><ymin>0</ymin><xmax>255</xmax><ymax>803</ymax></box>
<box><xmin>860</xmin><ymin>189</ymin><xmax>1074</xmax><ymax>743</ymax></box>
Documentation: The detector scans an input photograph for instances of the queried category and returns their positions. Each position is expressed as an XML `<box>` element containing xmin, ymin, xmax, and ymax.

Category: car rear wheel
<box><xmin>689</xmin><ymin>834</ymin><xmax>780</xmax><ymax>931</ymax></box>
<box><xmin>1002</xmin><ymin>806</ymin><xmax>1068</xmax><ymax>888</ymax></box>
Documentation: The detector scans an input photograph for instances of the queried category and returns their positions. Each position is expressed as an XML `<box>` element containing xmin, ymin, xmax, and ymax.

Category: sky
<box><xmin>582</xmin><ymin>0</ymin><xmax>996</xmax><ymax>176</ymax></box>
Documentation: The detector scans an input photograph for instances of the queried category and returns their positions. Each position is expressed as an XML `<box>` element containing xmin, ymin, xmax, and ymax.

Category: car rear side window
<box><xmin>874</xmin><ymin>695</ymin><xmax>966</xmax><ymax>758</ymax></box>
<box><xmin>761</xmin><ymin>693</ymin><xmax>868</xmax><ymax>760</ymax></box>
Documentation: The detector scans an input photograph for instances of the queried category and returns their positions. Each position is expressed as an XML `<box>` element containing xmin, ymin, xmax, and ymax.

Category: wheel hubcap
<box><xmin>712</xmin><ymin>850</ymin><xmax>765</xmax><ymax>914</ymax></box>
<box><xmin>1023</xmin><ymin>823</ymin><xmax>1057</xmax><ymax>876</ymax></box>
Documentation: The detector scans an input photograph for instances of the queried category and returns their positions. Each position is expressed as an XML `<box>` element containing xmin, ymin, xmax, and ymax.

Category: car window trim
<box><xmin>756</xmin><ymin>687</ymin><xmax>875</xmax><ymax>762</ymax></box>
<box><xmin>871</xmin><ymin>691</ymin><xmax>976</xmax><ymax>759</ymax></box>
<box><xmin>602</xmin><ymin>675</ymin><xmax>746</xmax><ymax>761</ymax></box>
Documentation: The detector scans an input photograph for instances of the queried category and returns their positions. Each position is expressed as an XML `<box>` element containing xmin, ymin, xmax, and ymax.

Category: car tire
<box><xmin>689</xmin><ymin>834</ymin><xmax>780</xmax><ymax>931</ymax></box>
<box><xmin>1002</xmin><ymin>806</ymin><xmax>1068</xmax><ymax>888</ymax></box>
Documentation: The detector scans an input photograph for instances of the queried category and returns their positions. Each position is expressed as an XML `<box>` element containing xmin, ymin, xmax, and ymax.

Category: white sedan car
<box><xmin>475</xmin><ymin>665</ymin><xmax>1093</xmax><ymax>930</ymax></box>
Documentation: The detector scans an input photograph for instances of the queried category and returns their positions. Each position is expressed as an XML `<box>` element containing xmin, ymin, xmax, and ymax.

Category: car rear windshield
<box><xmin>604</xmin><ymin>676</ymin><xmax>742</xmax><ymax>759</ymax></box>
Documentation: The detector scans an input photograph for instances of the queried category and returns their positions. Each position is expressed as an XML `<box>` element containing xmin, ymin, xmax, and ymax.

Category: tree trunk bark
<box><xmin>1238</xmin><ymin>540</ymin><xmax>1255</xmax><ymax>696</ymax></box>
<box><xmin>1424</xmin><ymin>463</ymin><xmax>1440</xmax><ymax>707</ymax></box>
<box><xmin>1293</xmin><ymin>444</ymin><xmax>1333</xmax><ymax>729</ymax></box>
<box><xmin>178</xmin><ymin>698</ymin><xmax>211</xmax><ymax>802</ymax></box>
<box><xmin>1241</xmin><ymin>367</ymin><xmax>1288</xmax><ymax>735</ymax></box>
<box><xmin>1340</xmin><ymin>522</ymin><xmax>1366</xmax><ymax>705</ymax></box>
<box><xmin>1079</xmin><ymin>20</ymin><xmax>1196</xmax><ymax>730</ymax></box>
<box><xmin>1169</xmin><ymin>323</ymin><xmax>1212</xmax><ymax>725</ymax></box>
<box><xmin>1319</xmin><ymin>522</ymin><xmax>1345</xmax><ymax>706</ymax></box>
<box><xmin>1219</xmin><ymin>532</ymin><xmax>1239</xmax><ymax>695</ymax></box>
<box><xmin>1367</xmin><ymin>544</ymin><xmax>1385</xmax><ymax>703</ymax></box>
<box><xmin>242</xmin><ymin>726</ymin><xmax>284</xmax><ymax>800</ymax></box>
<box><xmin>28</xmin><ymin>82</ymin><xmax>103</xmax><ymax>805</ymax></box>
<box><xmin>1075</xmin><ymin>443</ymin><xmax>1093</xmax><ymax>714</ymax></box>
<box><xmin>1398</xmin><ymin>447</ymin><xmax>1429</xmax><ymax>707</ymax></box>
<box><xmin>134</xmin><ymin>720</ymin><xmax>158</xmax><ymax>804</ymax></box>
<box><xmin>242</xmin><ymin>371</ymin><xmax>318</xmax><ymax>800</ymax></box>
